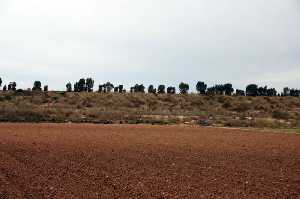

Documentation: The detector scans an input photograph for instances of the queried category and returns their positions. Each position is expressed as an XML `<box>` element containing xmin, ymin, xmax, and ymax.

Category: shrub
<box><xmin>4</xmin><ymin>95</ymin><xmax>12</xmax><ymax>101</ymax></box>
<box><xmin>232</xmin><ymin>102</ymin><xmax>252</xmax><ymax>112</ymax></box>
<box><xmin>179</xmin><ymin>82</ymin><xmax>189</xmax><ymax>94</ymax></box>
<box><xmin>223</xmin><ymin>101</ymin><xmax>232</xmax><ymax>109</ymax></box>
<box><xmin>272</xmin><ymin>110</ymin><xmax>290</xmax><ymax>120</ymax></box>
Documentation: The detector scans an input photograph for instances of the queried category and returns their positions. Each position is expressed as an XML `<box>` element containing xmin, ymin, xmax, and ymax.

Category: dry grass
<box><xmin>0</xmin><ymin>91</ymin><xmax>299</xmax><ymax>128</ymax></box>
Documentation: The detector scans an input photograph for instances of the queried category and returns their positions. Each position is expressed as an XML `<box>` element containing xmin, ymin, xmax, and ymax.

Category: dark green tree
<box><xmin>66</xmin><ymin>82</ymin><xmax>72</xmax><ymax>92</ymax></box>
<box><xmin>196</xmin><ymin>81</ymin><xmax>207</xmax><ymax>94</ymax></box>
<box><xmin>98</xmin><ymin>85</ymin><xmax>104</xmax><ymax>93</ymax></box>
<box><xmin>207</xmin><ymin>86</ymin><xmax>217</xmax><ymax>95</ymax></box>
<box><xmin>86</xmin><ymin>78</ymin><xmax>94</xmax><ymax>92</ymax></box>
<box><xmin>44</xmin><ymin>85</ymin><xmax>48</xmax><ymax>92</ymax></box>
<box><xmin>32</xmin><ymin>81</ymin><xmax>42</xmax><ymax>91</ymax></box>
<box><xmin>167</xmin><ymin>86</ymin><xmax>176</xmax><ymax>94</ymax></box>
<box><xmin>224</xmin><ymin>83</ymin><xmax>234</xmax><ymax>96</ymax></box>
<box><xmin>137</xmin><ymin>84</ymin><xmax>145</xmax><ymax>93</ymax></box>
<box><xmin>179</xmin><ymin>82</ymin><xmax>189</xmax><ymax>94</ymax></box>
<box><xmin>267</xmin><ymin>88</ymin><xmax>277</xmax><ymax>96</ymax></box>
<box><xmin>105</xmin><ymin>82</ymin><xmax>114</xmax><ymax>93</ymax></box>
<box><xmin>139</xmin><ymin>84</ymin><xmax>145</xmax><ymax>93</ymax></box>
<box><xmin>118</xmin><ymin>85</ymin><xmax>124</xmax><ymax>93</ymax></box>
<box><xmin>235</xmin><ymin>89</ymin><xmax>245</xmax><ymax>96</ymax></box>
<box><xmin>78</xmin><ymin>78</ymin><xmax>86</xmax><ymax>92</ymax></box>
<box><xmin>290</xmin><ymin>89</ymin><xmax>300</xmax><ymax>97</ymax></box>
<box><xmin>102</xmin><ymin>84</ymin><xmax>107</xmax><ymax>93</ymax></box>
<box><xmin>283</xmin><ymin>87</ymin><xmax>290</xmax><ymax>96</ymax></box>
<box><xmin>215</xmin><ymin>84</ymin><xmax>225</xmax><ymax>95</ymax></box>
<box><xmin>148</xmin><ymin>85</ymin><xmax>156</xmax><ymax>94</ymax></box>
<box><xmin>130</xmin><ymin>87</ymin><xmax>134</xmax><ymax>93</ymax></box>
<box><xmin>257</xmin><ymin>86</ymin><xmax>268</xmax><ymax>96</ymax></box>
<box><xmin>8</xmin><ymin>82</ymin><xmax>17</xmax><ymax>91</ymax></box>
<box><xmin>157</xmin><ymin>85</ymin><xmax>166</xmax><ymax>94</ymax></box>
<box><xmin>133</xmin><ymin>84</ymin><xmax>145</xmax><ymax>93</ymax></box>
<box><xmin>0</xmin><ymin>77</ymin><xmax>2</xmax><ymax>87</ymax></box>
<box><xmin>246</xmin><ymin>84</ymin><xmax>258</xmax><ymax>96</ymax></box>
<box><xmin>74</xmin><ymin>82</ymin><xmax>79</xmax><ymax>92</ymax></box>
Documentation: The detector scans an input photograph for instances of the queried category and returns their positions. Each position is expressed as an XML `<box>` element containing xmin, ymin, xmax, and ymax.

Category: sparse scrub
<box><xmin>0</xmin><ymin>91</ymin><xmax>299</xmax><ymax>128</ymax></box>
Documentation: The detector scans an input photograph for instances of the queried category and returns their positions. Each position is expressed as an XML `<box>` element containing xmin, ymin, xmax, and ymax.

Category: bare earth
<box><xmin>0</xmin><ymin>124</ymin><xmax>299</xmax><ymax>199</ymax></box>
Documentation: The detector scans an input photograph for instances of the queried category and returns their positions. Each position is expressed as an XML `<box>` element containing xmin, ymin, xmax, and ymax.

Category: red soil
<box><xmin>0</xmin><ymin>124</ymin><xmax>299</xmax><ymax>198</ymax></box>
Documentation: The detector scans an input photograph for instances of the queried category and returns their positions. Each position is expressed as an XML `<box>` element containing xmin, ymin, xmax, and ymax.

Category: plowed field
<box><xmin>0</xmin><ymin>124</ymin><xmax>299</xmax><ymax>198</ymax></box>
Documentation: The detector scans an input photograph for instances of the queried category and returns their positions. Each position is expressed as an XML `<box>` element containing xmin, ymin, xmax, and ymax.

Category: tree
<box><xmin>290</xmin><ymin>89</ymin><xmax>300</xmax><ymax>97</ymax></box>
<box><xmin>105</xmin><ymin>82</ymin><xmax>114</xmax><ymax>93</ymax></box>
<box><xmin>257</xmin><ymin>86</ymin><xmax>268</xmax><ymax>96</ymax></box>
<box><xmin>78</xmin><ymin>78</ymin><xmax>86</xmax><ymax>92</ymax></box>
<box><xmin>246</xmin><ymin>84</ymin><xmax>258</xmax><ymax>96</ymax></box>
<box><xmin>148</xmin><ymin>85</ymin><xmax>156</xmax><ymax>94</ymax></box>
<box><xmin>167</xmin><ymin>86</ymin><xmax>176</xmax><ymax>94</ymax></box>
<box><xmin>98</xmin><ymin>85</ymin><xmax>104</xmax><ymax>93</ymax></box>
<box><xmin>113</xmin><ymin>85</ymin><xmax>124</xmax><ymax>93</ymax></box>
<box><xmin>3</xmin><ymin>85</ymin><xmax>7</xmax><ymax>91</ymax></box>
<box><xmin>133</xmin><ymin>84</ymin><xmax>145</xmax><ymax>93</ymax></box>
<box><xmin>86</xmin><ymin>78</ymin><xmax>94</xmax><ymax>92</ymax></box>
<box><xmin>235</xmin><ymin>89</ymin><xmax>245</xmax><ymax>96</ymax></box>
<box><xmin>8</xmin><ymin>82</ymin><xmax>16</xmax><ymax>91</ymax></box>
<box><xmin>267</xmin><ymin>88</ymin><xmax>277</xmax><ymax>96</ymax></box>
<box><xmin>138</xmin><ymin>84</ymin><xmax>145</xmax><ymax>93</ymax></box>
<box><xmin>157</xmin><ymin>85</ymin><xmax>166</xmax><ymax>94</ymax></box>
<box><xmin>44</xmin><ymin>85</ymin><xmax>48</xmax><ymax>92</ymax></box>
<box><xmin>130</xmin><ymin>87</ymin><xmax>134</xmax><ymax>93</ymax></box>
<box><xmin>32</xmin><ymin>81</ymin><xmax>42</xmax><ymax>91</ymax></box>
<box><xmin>179</xmin><ymin>82</ymin><xmax>189</xmax><ymax>94</ymax></box>
<box><xmin>207</xmin><ymin>86</ymin><xmax>217</xmax><ymax>95</ymax></box>
<box><xmin>118</xmin><ymin>85</ymin><xmax>124</xmax><ymax>93</ymax></box>
<box><xmin>133</xmin><ymin>84</ymin><xmax>139</xmax><ymax>92</ymax></box>
<box><xmin>224</xmin><ymin>83</ymin><xmax>234</xmax><ymax>96</ymax></box>
<box><xmin>196</xmin><ymin>81</ymin><xmax>207</xmax><ymax>94</ymax></box>
<box><xmin>0</xmin><ymin>77</ymin><xmax>2</xmax><ymax>87</ymax></box>
<box><xmin>215</xmin><ymin>84</ymin><xmax>225</xmax><ymax>95</ymax></box>
<box><xmin>283</xmin><ymin>87</ymin><xmax>290</xmax><ymax>96</ymax></box>
<box><xmin>74</xmin><ymin>82</ymin><xmax>79</xmax><ymax>92</ymax></box>
<box><xmin>66</xmin><ymin>83</ymin><xmax>72</xmax><ymax>92</ymax></box>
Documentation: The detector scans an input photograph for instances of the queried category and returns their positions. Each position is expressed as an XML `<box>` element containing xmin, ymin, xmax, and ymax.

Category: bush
<box><xmin>4</xmin><ymin>95</ymin><xmax>12</xmax><ymax>101</ymax></box>
<box><xmin>222</xmin><ymin>101</ymin><xmax>232</xmax><ymax>109</ymax></box>
<box><xmin>272</xmin><ymin>110</ymin><xmax>290</xmax><ymax>120</ymax></box>
<box><xmin>232</xmin><ymin>102</ymin><xmax>252</xmax><ymax>112</ymax></box>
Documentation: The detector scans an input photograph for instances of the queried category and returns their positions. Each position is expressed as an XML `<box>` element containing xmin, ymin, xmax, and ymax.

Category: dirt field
<box><xmin>0</xmin><ymin>124</ymin><xmax>299</xmax><ymax>198</ymax></box>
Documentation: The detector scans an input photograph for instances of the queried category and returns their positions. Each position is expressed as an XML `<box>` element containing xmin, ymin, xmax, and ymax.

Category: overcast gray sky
<box><xmin>0</xmin><ymin>0</ymin><xmax>299</xmax><ymax>91</ymax></box>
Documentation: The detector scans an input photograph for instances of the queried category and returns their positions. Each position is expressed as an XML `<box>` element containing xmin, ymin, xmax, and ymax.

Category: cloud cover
<box><xmin>0</xmin><ymin>0</ymin><xmax>299</xmax><ymax>91</ymax></box>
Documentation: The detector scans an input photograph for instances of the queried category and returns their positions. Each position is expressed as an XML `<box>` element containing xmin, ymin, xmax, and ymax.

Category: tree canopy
<box><xmin>32</xmin><ymin>81</ymin><xmax>42</xmax><ymax>91</ymax></box>
<box><xmin>179</xmin><ymin>82</ymin><xmax>189</xmax><ymax>94</ymax></box>
<box><xmin>0</xmin><ymin>77</ymin><xmax>298</xmax><ymax>98</ymax></box>
<box><xmin>196</xmin><ymin>81</ymin><xmax>207</xmax><ymax>94</ymax></box>
<box><xmin>158</xmin><ymin>85</ymin><xmax>166</xmax><ymax>94</ymax></box>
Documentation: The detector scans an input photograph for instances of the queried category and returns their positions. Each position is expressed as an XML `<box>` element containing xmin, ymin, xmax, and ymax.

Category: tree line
<box><xmin>0</xmin><ymin>77</ymin><xmax>299</xmax><ymax>97</ymax></box>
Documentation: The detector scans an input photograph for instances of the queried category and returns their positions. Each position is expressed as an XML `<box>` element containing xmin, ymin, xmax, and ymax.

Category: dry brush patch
<box><xmin>0</xmin><ymin>91</ymin><xmax>299</xmax><ymax>128</ymax></box>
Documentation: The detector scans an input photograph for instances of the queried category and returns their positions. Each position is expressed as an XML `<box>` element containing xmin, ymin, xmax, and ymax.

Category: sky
<box><xmin>0</xmin><ymin>0</ymin><xmax>299</xmax><ymax>91</ymax></box>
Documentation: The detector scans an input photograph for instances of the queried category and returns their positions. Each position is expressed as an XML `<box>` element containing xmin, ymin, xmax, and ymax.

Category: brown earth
<box><xmin>0</xmin><ymin>124</ymin><xmax>299</xmax><ymax>199</ymax></box>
